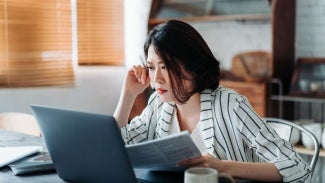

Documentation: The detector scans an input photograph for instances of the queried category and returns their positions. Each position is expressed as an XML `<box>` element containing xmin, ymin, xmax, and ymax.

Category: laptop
<box><xmin>31</xmin><ymin>105</ymin><xmax>148</xmax><ymax>183</ymax></box>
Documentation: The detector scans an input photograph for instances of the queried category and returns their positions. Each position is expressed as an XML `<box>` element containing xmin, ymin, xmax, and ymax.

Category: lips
<box><xmin>156</xmin><ymin>88</ymin><xmax>167</xmax><ymax>94</ymax></box>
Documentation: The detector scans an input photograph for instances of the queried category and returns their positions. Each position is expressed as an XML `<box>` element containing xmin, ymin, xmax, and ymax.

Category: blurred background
<box><xmin>0</xmin><ymin>0</ymin><xmax>324</xmax><ymax>182</ymax></box>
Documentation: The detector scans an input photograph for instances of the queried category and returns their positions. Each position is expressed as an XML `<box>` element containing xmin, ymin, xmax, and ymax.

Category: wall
<box><xmin>0</xmin><ymin>66</ymin><xmax>125</xmax><ymax>115</ymax></box>
<box><xmin>124</xmin><ymin>0</ymin><xmax>152</xmax><ymax>68</ymax></box>
<box><xmin>191</xmin><ymin>21</ymin><xmax>271</xmax><ymax>70</ymax></box>
<box><xmin>296</xmin><ymin>0</ymin><xmax>325</xmax><ymax>58</ymax></box>
<box><xmin>153</xmin><ymin>1</ymin><xmax>272</xmax><ymax>70</ymax></box>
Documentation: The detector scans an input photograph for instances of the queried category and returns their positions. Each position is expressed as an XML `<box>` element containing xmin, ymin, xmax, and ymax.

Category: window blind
<box><xmin>77</xmin><ymin>0</ymin><xmax>124</xmax><ymax>65</ymax></box>
<box><xmin>0</xmin><ymin>0</ymin><xmax>73</xmax><ymax>87</ymax></box>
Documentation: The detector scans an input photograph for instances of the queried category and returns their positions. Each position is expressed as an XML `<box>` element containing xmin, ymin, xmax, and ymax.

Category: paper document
<box><xmin>8</xmin><ymin>152</ymin><xmax>55</xmax><ymax>175</ymax></box>
<box><xmin>0</xmin><ymin>146</ymin><xmax>43</xmax><ymax>168</ymax></box>
<box><xmin>126</xmin><ymin>131</ymin><xmax>201</xmax><ymax>171</ymax></box>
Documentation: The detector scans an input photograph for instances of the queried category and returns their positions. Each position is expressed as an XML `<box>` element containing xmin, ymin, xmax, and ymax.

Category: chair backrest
<box><xmin>265</xmin><ymin>117</ymin><xmax>320</xmax><ymax>174</ymax></box>
<box><xmin>0</xmin><ymin>112</ymin><xmax>40</xmax><ymax>136</ymax></box>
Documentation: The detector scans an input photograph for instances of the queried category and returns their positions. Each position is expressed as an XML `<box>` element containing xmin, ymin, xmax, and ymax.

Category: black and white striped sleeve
<box><xmin>120</xmin><ymin>92</ymin><xmax>159</xmax><ymax>145</ymax></box>
<box><xmin>233</xmin><ymin>95</ymin><xmax>311</xmax><ymax>182</ymax></box>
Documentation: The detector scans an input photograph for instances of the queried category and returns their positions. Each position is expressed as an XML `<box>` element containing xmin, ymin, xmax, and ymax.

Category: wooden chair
<box><xmin>0</xmin><ymin>112</ymin><xmax>41</xmax><ymax>136</ymax></box>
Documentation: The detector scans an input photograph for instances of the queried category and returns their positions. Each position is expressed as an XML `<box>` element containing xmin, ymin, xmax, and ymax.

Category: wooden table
<box><xmin>0</xmin><ymin>129</ymin><xmax>255</xmax><ymax>183</ymax></box>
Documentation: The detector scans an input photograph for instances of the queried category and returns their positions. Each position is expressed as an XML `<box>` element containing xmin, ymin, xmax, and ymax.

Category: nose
<box><xmin>152</xmin><ymin>68</ymin><xmax>164</xmax><ymax>84</ymax></box>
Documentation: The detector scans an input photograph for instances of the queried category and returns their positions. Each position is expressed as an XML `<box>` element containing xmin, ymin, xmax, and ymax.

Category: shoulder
<box><xmin>202</xmin><ymin>86</ymin><xmax>250</xmax><ymax>111</ymax></box>
<box><xmin>208</xmin><ymin>86</ymin><xmax>247</xmax><ymax>102</ymax></box>
<box><xmin>215</xmin><ymin>86</ymin><xmax>240</xmax><ymax>95</ymax></box>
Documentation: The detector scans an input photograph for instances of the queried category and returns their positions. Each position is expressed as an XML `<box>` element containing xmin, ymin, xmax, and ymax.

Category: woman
<box><xmin>114</xmin><ymin>20</ymin><xmax>311</xmax><ymax>182</ymax></box>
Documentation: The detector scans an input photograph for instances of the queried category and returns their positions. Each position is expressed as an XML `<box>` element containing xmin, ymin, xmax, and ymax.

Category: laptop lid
<box><xmin>31</xmin><ymin>105</ymin><xmax>137</xmax><ymax>183</ymax></box>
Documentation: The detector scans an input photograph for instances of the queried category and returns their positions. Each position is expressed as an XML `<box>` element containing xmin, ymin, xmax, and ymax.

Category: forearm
<box><xmin>222</xmin><ymin>161</ymin><xmax>282</xmax><ymax>182</ymax></box>
<box><xmin>113</xmin><ymin>88</ymin><xmax>137</xmax><ymax>128</ymax></box>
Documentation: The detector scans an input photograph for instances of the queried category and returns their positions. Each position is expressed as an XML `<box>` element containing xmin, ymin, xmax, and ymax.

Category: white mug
<box><xmin>184</xmin><ymin>167</ymin><xmax>234</xmax><ymax>183</ymax></box>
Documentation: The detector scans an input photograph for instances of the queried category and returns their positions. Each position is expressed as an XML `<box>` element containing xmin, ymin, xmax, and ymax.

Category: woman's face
<box><xmin>146</xmin><ymin>44</ymin><xmax>173</xmax><ymax>102</ymax></box>
<box><xmin>146</xmin><ymin>44</ymin><xmax>194</xmax><ymax>103</ymax></box>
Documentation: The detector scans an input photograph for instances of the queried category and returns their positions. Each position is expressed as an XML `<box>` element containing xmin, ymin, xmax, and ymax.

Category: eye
<box><xmin>146</xmin><ymin>65</ymin><xmax>153</xmax><ymax>70</ymax></box>
<box><xmin>161</xmin><ymin>65</ymin><xmax>167</xmax><ymax>70</ymax></box>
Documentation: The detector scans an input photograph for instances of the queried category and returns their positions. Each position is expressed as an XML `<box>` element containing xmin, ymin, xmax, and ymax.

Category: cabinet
<box><xmin>270</xmin><ymin>98</ymin><xmax>325</xmax><ymax>157</ymax></box>
<box><xmin>270</xmin><ymin>79</ymin><xmax>325</xmax><ymax>156</ymax></box>
<box><xmin>220</xmin><ymin>80</ymin><xmax>267</xmax><ymax>117</ymax></box>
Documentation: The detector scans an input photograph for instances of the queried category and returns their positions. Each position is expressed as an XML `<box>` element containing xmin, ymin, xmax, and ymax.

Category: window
<box><xmin>77</xmin><ymin>0</ymin><xmax>124</xmax><ymax>65</ymax></box>
<box><xmin>0</xmin><ymin>0</ymin><xmax>124</xmax><ymax>87</ymax></box>
<box><xmin>0</xmin><ymin>0</ymin><xmax>73</xmax><ymax>87</ymax></box>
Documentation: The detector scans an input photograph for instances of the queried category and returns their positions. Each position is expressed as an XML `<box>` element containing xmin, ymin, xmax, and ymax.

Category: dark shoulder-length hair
<box><xmin>144</xmin><ymin>20</ymin><xmax>220</xmax><ymax>104</ymax></box>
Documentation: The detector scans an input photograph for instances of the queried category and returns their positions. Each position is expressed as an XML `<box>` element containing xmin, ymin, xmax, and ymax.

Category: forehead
<box><xmin>147</xmin><ymin>44</ymin><xmax>164</xmax><ymax>64</ymax></box>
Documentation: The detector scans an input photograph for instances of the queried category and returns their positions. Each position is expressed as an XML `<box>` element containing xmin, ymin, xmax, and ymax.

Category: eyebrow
<box><xmin>146</xmin><ymin>60</ymin><xmax>165</xmax><ymax>64</ymax></box>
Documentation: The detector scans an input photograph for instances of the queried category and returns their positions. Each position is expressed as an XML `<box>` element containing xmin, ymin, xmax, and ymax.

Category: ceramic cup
<box><xmin>302</xmin><ymin>123</ymin><xmax>322</xmax><ymax>149</ymax></box>
<box><xmin>184</xmin><ymin>167</ymin><xmax>234</xmax><ymax>183</ymax></box>
<box><xmin>310</xmin><ymin>81</ymin><xmax>323</xmax><ymax>92</ymax></box>
<box><xmin>299</xmin><ymin>79</ymin><xmax>310</xmax><ymax>92</ymax></box>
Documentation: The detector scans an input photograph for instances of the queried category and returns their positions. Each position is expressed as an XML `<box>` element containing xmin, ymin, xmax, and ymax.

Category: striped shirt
<box><xmin>121</xmin><ymin>87</ymin><xmax>311</xmax><ymax>182</ymax></box>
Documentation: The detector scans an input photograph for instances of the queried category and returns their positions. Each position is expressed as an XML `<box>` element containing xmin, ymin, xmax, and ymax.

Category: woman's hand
<box><xmin>114</xmin><ymin>65</ymin><xmax>150</xmax><ymax>128</ymax></box>
<box><xmin>124</xmin><ymin>65</ymin><xmax>150</xmax><ymax>96</ymax></box>
<box><xmin>178</xmin><ymin>154</ymin><xmax>224</xmax><ymax>172</ymax></box>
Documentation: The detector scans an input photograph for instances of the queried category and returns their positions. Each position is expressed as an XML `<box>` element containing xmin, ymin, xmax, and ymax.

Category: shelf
<box><xmin>294</xmin><ymin>145</ymin><xmax>325</xmax><ymax>157</ymax></box>
<box><xmin>271</xmin><ymin>95</ymin><xmax>325</xmax><ymax>103</ymax></box>
<box><xmin>149</xmin><ymin>13</ymin><xmax>271</xmax><ymax>25</ymax></box>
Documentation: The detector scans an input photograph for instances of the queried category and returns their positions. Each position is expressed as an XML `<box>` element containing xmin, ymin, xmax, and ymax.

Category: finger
<box><xmin>178</xmin><ymin>156</ymin><xmax>204</xmax><ymax>166</ymax></box>
<box><xmin>189</xmin><ymin>162</ymin><xmax>210</xmax><ymax>168</ymax></box>
<box><xmin>183</xmin><ymin>157</ymin><xmax>213</xmax><ymax>168</ymax></box>
<box><xmin>136</xmin><ymin>66</ymin><xmax>145</xmax><ymax>83</ymax></box>
<box><xmin>128</xmin><ymin>67</ymin><xmax>137</xmax><ymax>77</ymax></box>
<box><xmin>133</xmin><ymin>65</ymin><xmax>140</xmax><ymax>78</ymax></box>
<box><xmin>141</xmin><ymin>67</ymin><xmax>148</xmax><ymax>84</ymax></box>
<box><xmin>133</xmin><ymin>65</ymin><xmax>147</xmax><ymax>84</ymax></box>
<box><xmin>131</xmin><ymin>66</ymin><xmax>138</xmax><ymax>79</ymax></box>
<box><xmin>131</xmin><ymin>65</ymin><xmax>142</xmax><ymax>82</ymax></box>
